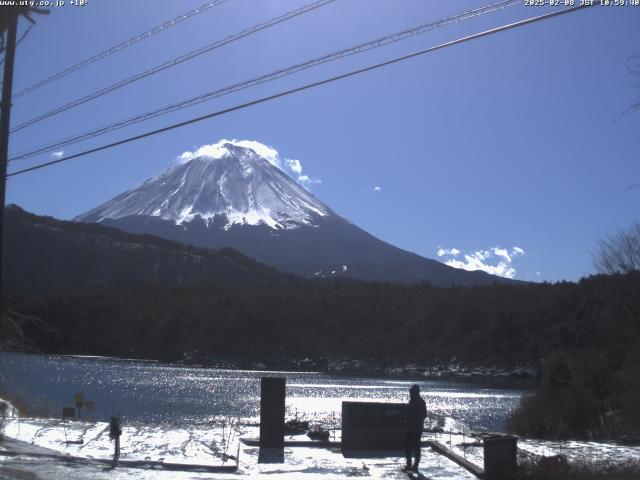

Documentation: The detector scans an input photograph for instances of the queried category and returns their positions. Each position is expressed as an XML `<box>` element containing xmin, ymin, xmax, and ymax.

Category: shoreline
<box><xmin>4</xmin><ymin>350</ymin><xmax>539</xmax><ymax>381</ymax></box>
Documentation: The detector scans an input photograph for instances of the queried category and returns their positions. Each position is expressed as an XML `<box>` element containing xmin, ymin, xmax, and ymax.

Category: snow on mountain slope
<box><xmin>76</xmin><ymin>139</ymin><xmax>519</xmax><ymax>286</ymax></box>
<box><xmin>76</xmin><ymin>141</ymin><xmax>330</xmax><ymax>230</ymax></box>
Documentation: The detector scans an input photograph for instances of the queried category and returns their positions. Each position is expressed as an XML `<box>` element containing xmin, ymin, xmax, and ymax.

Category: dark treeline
<box><xmin>4</xmin><ymin>272</ymin><xmax>640</xmax><ymax>441</ymax></box>
<box><xmin>6</xmin><ymin>273</ymin><xmax>639</xmax><ymax>364</ymax></box>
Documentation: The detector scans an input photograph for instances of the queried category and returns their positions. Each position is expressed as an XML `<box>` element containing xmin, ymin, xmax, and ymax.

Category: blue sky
<box><xmin>5</xmin><ymin>0</ymin><xmax>640</xmax><ymax>282</ymax></box>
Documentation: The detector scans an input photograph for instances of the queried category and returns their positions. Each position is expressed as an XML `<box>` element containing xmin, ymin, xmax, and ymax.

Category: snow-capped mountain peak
<box><xmin>76</xmin><ymin>141</ymin><xmax>330</xmax><ymax>230</ymax></box>
<box><xmin>75</xmin><ymin>140</ymin><xmax>519</xmax><ymax>286</ymax></box>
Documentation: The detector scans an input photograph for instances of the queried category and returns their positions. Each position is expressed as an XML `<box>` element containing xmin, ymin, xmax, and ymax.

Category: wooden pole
<box><xmin>0</xmin><ymin>10</ymin><xmax>19</xmax><ymax>313</ymax></box>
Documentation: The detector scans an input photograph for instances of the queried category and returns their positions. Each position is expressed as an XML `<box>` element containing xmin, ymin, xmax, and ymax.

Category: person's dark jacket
<box><xmin>407</xmin><ymin>395</ymin><xmax>427</xmax><ymax>430</ymax></box>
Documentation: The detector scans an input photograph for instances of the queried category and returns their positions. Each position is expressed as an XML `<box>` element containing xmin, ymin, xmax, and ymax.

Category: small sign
<box><xmin>62</xmin><ymin>407</ymin><xmax>75</xmax><ymax>418</ymax></box>
<box><xmin>74</xmin><ymin>393</ymin><xmax>84</xmax><ymax>408</ymax></box>
<box><xmin>109</xmin><ymin>416</ymin><xmax>122</xmax><ymax>439</ymax></box>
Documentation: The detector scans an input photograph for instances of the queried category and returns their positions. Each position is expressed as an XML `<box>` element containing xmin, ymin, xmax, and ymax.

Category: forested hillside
<box><xmin>5</xmin><ymin>272</ymin><xmax>638</xmax><ymax>367</ymax></box>
<box><xmin>3</xmin><ymin>205</ymin><xmax>294</xmax><ymax>292</ymax></box>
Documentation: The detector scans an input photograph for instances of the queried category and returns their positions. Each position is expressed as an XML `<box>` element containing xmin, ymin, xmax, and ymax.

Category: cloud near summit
<box><xmin>178</xmin><ymin>139</ymin><xmax>321</xmax><ymax>186</ymax></box>
<box><xmin>178</xmin><ymin>139</ymin><xmax>279</xmax><ymax>165</ymax></box>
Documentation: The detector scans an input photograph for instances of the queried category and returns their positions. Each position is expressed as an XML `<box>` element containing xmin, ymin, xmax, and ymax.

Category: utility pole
<box><xmin>0</xmin><ymin>9</ymin><xmax>19</xmax><ymax>313</ymax></box>
<box><xmin>0</xmin><ymin>7</ymin><xmax>47</xmax><ymax>312</ymax></box>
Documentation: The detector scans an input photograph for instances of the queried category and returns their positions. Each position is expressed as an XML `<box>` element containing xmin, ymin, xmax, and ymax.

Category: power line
<box><xmin>11</xmin><ymin>0</ymin><xmax>229</xmax><ymax>99</ymax></box>
<box><xmin>10</xmin><ymin>0</ymin><xmax>337</xmax><ymax>134</ymax></box>
<box><xmin>10</xmin><ymin>0</ymin><xmax>521</xmax><ymax>162</ymax></box>
<box><xmin>16</xmin><ymin>23</ymin><xmax>32</xmax><ymax>47</ymax></box>
<box><xmin>7</xmin><ymin>3</ymin><xmax>594</xmax><ymax>179</ymax></box>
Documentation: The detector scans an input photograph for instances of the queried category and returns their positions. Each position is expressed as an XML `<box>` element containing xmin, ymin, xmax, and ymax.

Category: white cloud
<box><xmin>436</xmin><ymin>247</ymin><xmax>461</xmax><ymax>257</ymax></box>
<box><xmin>373</xmin><ymin>186</ymin><xmax>382</xmax><ymax>192</ymax></box>
<box><xmin>233</xmin><ymin>140</ymin><xmax>280</xmax><ymax>165</ymax></box>
<box><xmin>298</xmin><ymin>174</ymin><xmax>322</xmax><ymax>185</ymax></box>
<box><xmin>492</xmin><ymin>247</ymin><xmax>511</xmax><ymax>263</ymax></box>
<box><xmin>288</xmin><ymin>161</ymin><xmax>321</xmax><ymax>186</ymax></box>
<box><xmin>436</xmin><ymin>245</ymin><xmax>526</xmax><ymax>279</ymax></box>
<box><xmin>342</xmin><ymin>265</ymin><xmax>348</xmax><ymax>272</ymax></box>
<box><xmin>178</xmin><ymin>139</ymin><xmax>321</xmax><ymax>187</ymax></box>
<box><xmin>178</xmin><ymin>139</ymin><xmax>280</xmax><ymax>166</ymax></box>
<box><xmin>285</xmin><ymin>158</ymin><xmax>303</xmax><ymax>175</ymax></box>
<box><xmin>50</xmin><ymin>150</ymin><xmax>64</xmax><ymax>160</ymax></box>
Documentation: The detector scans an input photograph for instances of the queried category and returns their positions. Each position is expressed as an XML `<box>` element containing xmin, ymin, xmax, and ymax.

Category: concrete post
<box><xmin>483</xmin><ymin>434</ymin><xmax>517</xmax><ymax>480</ymax></box>
<box><xmin>258</xmin><ymin>376</ymin><xmax>285</xmax><ymax>463</ymax></box>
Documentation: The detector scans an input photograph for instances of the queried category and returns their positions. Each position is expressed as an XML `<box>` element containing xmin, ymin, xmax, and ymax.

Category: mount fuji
<box><xmin>76</xmin><ymin>140</ymin><xmax>513</xmax><ymax>286</ymax></box>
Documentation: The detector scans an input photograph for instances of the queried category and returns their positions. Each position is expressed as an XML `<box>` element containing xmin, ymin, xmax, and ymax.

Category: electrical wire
<box><xmin>9</xmin><ymin>0</ymin><xmax>337</xmax><ymax>134</ymax></box>
<box><xmin>7</xmin><ymin>3</ymin><xmax>594</xmax><ymax>178</ymax></box>
<box><xmin>10</xmin><ymin>0</ymin><xmax>521</xmax><ymax>162</ymax></box>
<box><xmin>11</xmin><ymin>0</ymin><xmax>229</xmax><ymax>99</ymax></box>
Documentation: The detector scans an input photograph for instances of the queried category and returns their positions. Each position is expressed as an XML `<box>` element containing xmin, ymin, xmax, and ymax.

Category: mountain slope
<box><xmin>76</xmin><ymin>141</ymin><xmax>516</xmax><ymax>286</ymax></box>
<box><xmin>78</xmin><ymin>143</ymin><xmax>330</xmax><ymax>230</ymax></box>
<box><xmin>3</xmin><ymin>205</ymin><xmax>294</xmax><ymax>293</ymax></box>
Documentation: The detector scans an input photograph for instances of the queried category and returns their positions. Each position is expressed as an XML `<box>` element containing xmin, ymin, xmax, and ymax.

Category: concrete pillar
<box><xmin>259</xmin><ymin>377</ymin><xmax>285</xmax><ymax>457</ymax></box>
<box><xmin>483</xmin><ymin>434</ymin><xmax>517</xmax><ymax>480</ymax></box>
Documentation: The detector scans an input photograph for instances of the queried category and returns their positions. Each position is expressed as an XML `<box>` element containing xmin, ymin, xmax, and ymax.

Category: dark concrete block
<box><xmin>341</xmin><ymin>401</ymin><xmax>407</xmax><ymax>455</ymax></box>
<box><xmin>484</xmin><ymin>434</ymin><xmax>517</xmax><ymax>480</ymax></box>
<box><xmin>259</xmin><ymin>377</ymin><xmax>285</xmax><ymax>450</ymax></box>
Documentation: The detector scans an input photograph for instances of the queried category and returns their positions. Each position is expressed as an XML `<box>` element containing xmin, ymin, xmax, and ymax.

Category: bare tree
<box><xmin>626</xmin><ymin>54</ymin><xmax>640</xmax><ymax>116</ymax></box>
<box><xmin>624</xmin><ymin>55</ymin><xmax>640</xmax><ymax>192</ymax></box>
<box><xmin>594</xmin><ymin>223</ymin><xmax>640</xmax><ymax>274</ymax></box>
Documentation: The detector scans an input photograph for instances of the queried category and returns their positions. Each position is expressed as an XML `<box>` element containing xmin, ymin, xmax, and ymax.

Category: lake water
<box><xmin>0</xmin><ymin>352</ymin><xmax>526</xmax><ymax>432</ymax></box>
<box><xmin>1</xmin><ymin>352</ymin><xmax>638</xmax><ymax>478</ymax></box>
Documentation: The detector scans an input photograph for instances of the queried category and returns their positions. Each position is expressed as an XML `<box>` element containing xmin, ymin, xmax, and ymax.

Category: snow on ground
<box><xmin>1</xmin><ymin>414</ymin><xmax>478</xmax><ymax>479</ymax></box>
<box><xmin>3</xmin><ymin>416</ymin><xmax>235</xmax><ymax>467</ymax></box>
<box><xmin>518</xmin><ymin>438</ymin><xmax>640</xmax><ymax>465</ymax></box>
<box><xmin>2</xmin><ymin>404</ymin><xmax>639</xmax><ymax>479</ymax></box>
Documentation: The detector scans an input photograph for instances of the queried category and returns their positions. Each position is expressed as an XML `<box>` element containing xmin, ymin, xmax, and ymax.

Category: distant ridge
<box><xmin>3</xmin><ymin>204</ymin><xmax>295</xmax><ymax>293</ymax></box>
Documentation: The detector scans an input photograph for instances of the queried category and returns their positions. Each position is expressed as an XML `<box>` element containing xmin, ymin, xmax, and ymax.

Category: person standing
<box><xmin>404</xmin><ymin>384</ymin><xmax>427</xmax><ymax>472</ymax></box>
